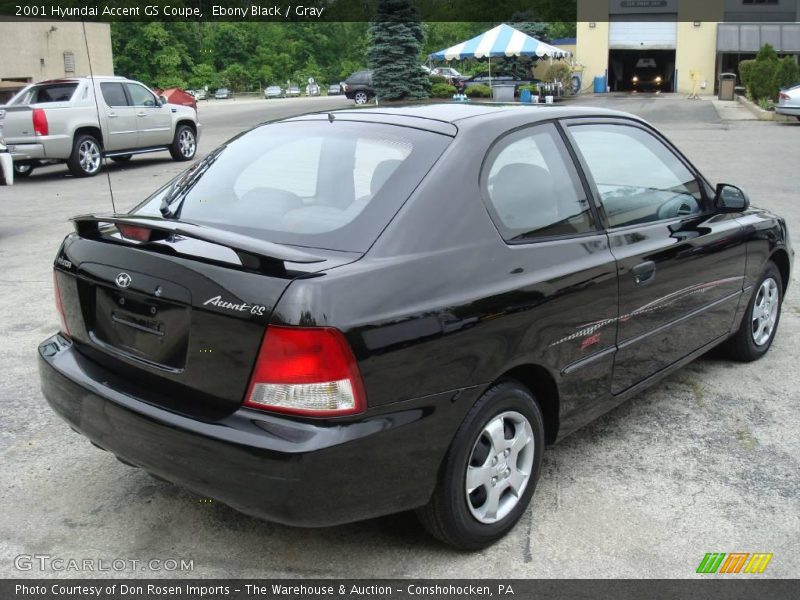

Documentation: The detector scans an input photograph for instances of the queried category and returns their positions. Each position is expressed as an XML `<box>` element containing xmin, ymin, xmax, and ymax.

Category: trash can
<box><xmin>491</xmin><ymin>84</ymin><xmax>515</xmax><ymax>102</ymax></box>
<box><xmin>718</xmin><ymin>73</ymin><xmax>736</xmax><ymax>101</ymax></box>
<box><xmin>519</xmin><ymin>88</ymin><xmax>532</xmax><ymax>103</ymax></box>
<box><xmin>593</xmin><ymin>75</ymin><xmax>607</xmax><ymax>94</ymax></box>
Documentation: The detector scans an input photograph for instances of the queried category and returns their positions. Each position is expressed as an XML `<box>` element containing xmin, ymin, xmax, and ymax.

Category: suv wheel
<box><xmin>170</xmin><ymin>125</ymin><xmax>196</xmax><ymax>161</ymax></box>
<box><xmin>416</xmin><ymin>381</ymin><xmax>545</xmax><ymax>550</ymax></box>
<box><xmin>67</xmin><ymin>134</ymin><xmax>102</xmax><ymax>177</ymax></box>
<box><xmin>354</xmin><ymin>91</ymin><xmax>369</xmax><ymax>105</ymax></box>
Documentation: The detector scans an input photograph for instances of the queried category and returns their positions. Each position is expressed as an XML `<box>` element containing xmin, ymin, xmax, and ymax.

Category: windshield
<box><xmin>134</xmin><ymin>120</ymin><xmax>451</xmax><ymax>253</ymax></box>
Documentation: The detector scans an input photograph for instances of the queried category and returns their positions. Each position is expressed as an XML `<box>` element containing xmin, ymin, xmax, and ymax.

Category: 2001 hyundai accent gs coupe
<box><xmin>39</xmin><ymin>104</ymin><xmax>791</xmax><ymax>550</ymax></box>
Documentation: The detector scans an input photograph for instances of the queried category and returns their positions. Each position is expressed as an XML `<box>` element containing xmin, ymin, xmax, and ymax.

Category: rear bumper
<box><xmin>38</xmin><ymin>334</ymin><xmax>478</xmax><ymax>527</ymax></box>
<box><xmin>775</xmin><ymin>105</ymin><xmax>800</xmax><ymax>116</ymax></box>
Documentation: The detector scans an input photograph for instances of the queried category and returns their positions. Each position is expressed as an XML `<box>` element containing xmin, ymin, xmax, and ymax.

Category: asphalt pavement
<box><xmin>0</xmin><ymin>94</ymin><xmax>797</xmax><ymax>578</ymax></box>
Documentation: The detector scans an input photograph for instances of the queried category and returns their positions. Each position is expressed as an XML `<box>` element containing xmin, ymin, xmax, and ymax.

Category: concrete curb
<box><xmin>736</xmin><ymin>94</ymin><xmax>795</xmax><ymax>122</ymax></box>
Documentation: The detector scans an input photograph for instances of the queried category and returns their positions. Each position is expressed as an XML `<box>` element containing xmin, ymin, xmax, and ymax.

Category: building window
<box><xmin>63</xmin><ymin>52</ymin><xmax>75</xmax><ymax>73</ymax></box>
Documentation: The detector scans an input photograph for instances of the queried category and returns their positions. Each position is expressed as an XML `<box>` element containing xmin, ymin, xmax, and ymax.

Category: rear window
<box><xmin>11</xmin><ymin>83</ymin><xmax>78</xmax><ymax>105</ymax></box>
<box><xmin>134</xmin><ymin>120</ymin><xmax>450</xmax><ymax>253</ymax></box>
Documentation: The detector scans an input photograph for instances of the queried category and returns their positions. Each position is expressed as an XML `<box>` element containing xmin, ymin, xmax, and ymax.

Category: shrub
<box><xmin>429</xmin><ymin>75</ymin><xmax>447</xmax><ymax>85</ymax></box>
<box><xmin>517</xmin><ymin>84</ymin><xmax>540</xmax><ymax>95</ymax></box>
<box><xmin>756</xmin><ymin>43</ymin><xmax>778</xmax><ymax>63</ymax></box>
<box><xmin>774</xmin><ymin>56</ymin><xmax>800</xmax><ymax>92</ymax></box>
<box><xmin>430</xmin><ymin>82</ymin><xmax>457</xmax><ymax>98</ymax></box>
<box><xmin>758</xmin><ymin>97</ymin><xmax>774</xmax><ymax>111</ymax></box>
<box><xmin>465</xmin><ymin>83</ymin><xmax>491</xmax><ymax>98</ymax></box>
<box><xmin>749</xmin><ymin>60</ymin><xmax>779</xmax><ymax>101</ymax></box>
<box><xmin>738</xmin><ymin>59</ymin><xmax>756</xmax><ymax>90</ymax></box>
<box><xmin>544</xmin><ymin>62</ymin><xmax>573</xmax><ymax>91</ymax></box>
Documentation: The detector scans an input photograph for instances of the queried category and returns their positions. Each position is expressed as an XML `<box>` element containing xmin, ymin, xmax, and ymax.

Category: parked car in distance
<box><xmin>285</xmin><ymin>85</ymin><xmax>301</xmax><ymax>98</ymax></box>
<box><xmin>214</xmin><ymin>87</ymin><xmax>233</xmax><ymax>100</ymax></box>
<box><xmin>39</xmin><ymin>103</ymin><xmax>791</xmax><ymax>550</ymax></box>
<box><xmin>420</xmin><ymin>65</ymin><xmax>432</xmax><ymax>75</ymax></box>
<box><xmin>776</xmin><ymin>83</ymin><xmax>800</xmax><ymax>119</ymax></box>
<box><xmin>189</xmin><ymin>89</ymin><xmax>207</xmax><ymax>101</ymax></box>
<box><xmin>432</xmin><ymin>67</ymin><xmax>464</xmax><ymax>79</ymax></box>
<box><xmin>0</xmin><ymin>138</ymin><xmax>12</xmax><ymax>185</ymax></box>
<box><xmin>343</xmin><ymin>70</ymin><xmax>374</xmax><ymax>104</ymax></box>
<box><xmin>464</xmin><ymin>71</ymin><xmax>533</xmax><ymax>90</ymax></box>
<box><xmin>306</xmin><ymin>83</ymin><xmax>320</xmax><ymax>97</ymax></box>
<box><xmin>0</xmin><ymin>76</ymin><xmax>199</xmax><ymax>177</ymax></box>
<box><xmin>327</xmin><ymin>83</ymin><xmax>342</xmax><ymax>95</ymax></box>
<box><xmin>631</xmin><ymin>57</ymin><xmax>663</xmax><ymax>91</ymax></box>
<box><xmin>264</xmin><ymin>85</ymin><xmax>284</xmax><ymax>99</ymax></box>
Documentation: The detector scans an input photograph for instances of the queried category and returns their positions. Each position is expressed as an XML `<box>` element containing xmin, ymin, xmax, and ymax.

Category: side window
<box><xmin>101</xmin><ymin>83</ymin><xmax>128</xmax><ymax>107</ymax></box>
<box><xmin>569</xmin><ymin>123</ymin><xmax>703</xmax><ymax>228</ymax></box>
<box><xmin>126</xmin><ymin>83</ymin><xmax>157</xmax><ymax>107</ymax></box>
<box><xmin>483</xmin><ymin>122</ymin><xmax>594</xmax><ymax>241</ymax></box>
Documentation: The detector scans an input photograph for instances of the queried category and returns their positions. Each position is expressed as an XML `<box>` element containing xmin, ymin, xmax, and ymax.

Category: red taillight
<box><xmin>117</xmin><ymin>224</ymin><xmax>152</xmax><ymax>242</ymax></box>
<box><xmin>53</xmin><ymin>270</ymin><xmax>71</xmax><ymax>338</ymax></box>
<box><xmin>32</xmin><ymin>108</ymin><xmax>48</xmax><ymax>136</ymax></box>
<box><xmin>779</xmin><ymin>92</ymin><xmax>790</xmax><ymax>101</ymax></box>
<box><xmin>244</xmin><ymin>326</ymin><xmax>366</xmax><ymax>416</ymax></box>
<box><xmin>342</xmin><ymin>83</ymin><xmax>349</xmax><ymax>92</ymax></box>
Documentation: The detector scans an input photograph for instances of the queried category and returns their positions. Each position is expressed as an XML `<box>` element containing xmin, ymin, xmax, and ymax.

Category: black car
<box><xmin>632</xmin><ymin>57</ymin><xmax>664</xmax><ymax>91</ymax></box>
<box><xmin>342</xmin><ymin>70</ymin><xmax>373</xmax><ymax>104</ymax></box>
<box><xmin>464</xmin><ymin>71</ymin><xmax>536</xmax><ymax>90</ymax></box>
<box><xmin>40</xmin><ymin>104</ymin><xmax>791</xmax><ymax>550</ymax></box>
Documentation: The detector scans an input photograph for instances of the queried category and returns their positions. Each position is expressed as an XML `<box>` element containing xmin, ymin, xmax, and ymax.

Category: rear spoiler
<box><xmin>72</xmin><ymin>214</ymin><xmax>326</xmax><ymax>270</ymax></box>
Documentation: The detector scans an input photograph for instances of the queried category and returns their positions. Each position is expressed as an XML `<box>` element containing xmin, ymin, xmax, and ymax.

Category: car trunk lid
<box><xmin>55</xmin><ymin>215</ymin><xmax>359</xmax><ymax>420</ymax></box>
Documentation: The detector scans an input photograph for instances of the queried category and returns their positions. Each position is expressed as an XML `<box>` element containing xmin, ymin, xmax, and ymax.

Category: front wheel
<box><xmin>170</xmin><ymin>125</ymin><xmax>196</xmax><ymax>161</ymax></box>
<box><xmin>67</xmin><ymin>135</ymin><xmax>102</xmax><ymax>177</ymax></box>
<box><xmin>724</xmin><ymin>262</ymin><xmax>783</xmax><ymax>361</ymax></box>
<box><xmin>353</xmin><ymin>91</ymin><xmax>369</xmax><ymax>105</ymax></box>
<box><xmin>416</xmin><ymin>381</ymin><xmax>545</xmax><ymax>550</ymax></box>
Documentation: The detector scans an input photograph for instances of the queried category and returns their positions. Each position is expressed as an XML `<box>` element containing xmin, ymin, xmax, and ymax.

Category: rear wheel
<box><xmin>416</xmin><ymin>381</ymin><xmax>545</xmax><ymax>550</ymax></box>
<box><xmin>170</xmin><ymin>125</ymin><xmax>196</xmax><ymax>161</ymax></box>
<box><xmin>354</xmin><ymin>90</ymin><xmax>369</xmax><ymax>105</ymax></box>
<box><xmin>14</xmin><ymin>162</ymin><xmax>34</xmax><ymax>178</ymax></box>
<box><xmin>67</xmin><ymin>134</ymin><xmax>102</xmax><ymax>177</ymax></box>
<box><xmin>724</xmin><ymin>262</ymin><xmax>783</xmax><ymax>361</ymax></box>
<box><xmin>111</xmin><ymin>155</ymin><xmax>132</xmax><ymax>163</ymax></box>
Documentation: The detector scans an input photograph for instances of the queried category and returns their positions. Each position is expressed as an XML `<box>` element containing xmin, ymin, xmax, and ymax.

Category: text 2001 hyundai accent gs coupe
<box><xmin>39</xmin><ymin>104</ymin><xmax>791</xmax><ymax>550</ymax></box>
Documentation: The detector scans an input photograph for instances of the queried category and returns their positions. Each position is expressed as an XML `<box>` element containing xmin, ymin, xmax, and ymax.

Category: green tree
<box><xmin>774</xmin><ymin>56</ymin><xmax>800</xmax><ymax>93</ymax></box>
<box><xmin>368</xmin><ymin>0</ymin><xmax>429</xmax><ymax>101</ymax></box>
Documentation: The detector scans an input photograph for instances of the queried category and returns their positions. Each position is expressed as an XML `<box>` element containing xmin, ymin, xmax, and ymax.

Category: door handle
<box><xmin>107</xmin><ymin>111</ymin><xmax>117</xmax><ymax>118</ymax></box>
<box><xmin>136</xmin><ymin>112</ymin><xmax>146</xmax><ymax>117</ymax></box>
<box><xmin>632</xmin><ymin>261</ymin><xmax>656</xmax><ymax>286</ymax></box>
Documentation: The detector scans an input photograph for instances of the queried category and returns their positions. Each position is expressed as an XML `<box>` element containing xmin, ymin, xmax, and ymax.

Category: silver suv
<box><xmin>0</xmin><ymin>76</ymin><xmax>200</xmax><ymax>178</ymax></box>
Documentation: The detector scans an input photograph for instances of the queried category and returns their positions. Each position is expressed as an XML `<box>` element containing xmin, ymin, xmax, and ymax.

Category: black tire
<box><xmin>67</xmin><ymin>134</ymin><xmax>103</xmax><ymax>177</ymax></box>
<box><xmin>724</xmin><ymin>262</ymin><xmax>783</xmax><ymax>361</ymax></box>
<box><xmin>353</xmin><ymin>90</ymin><xmax>370</xmax><ymax>105</ymax></box>
<box><xmin>416</xmin><ymin>380</ymin><xmax>545</xmax><ymax>550</ymax></box>
<box><xmin>170</xmin><ymin>124</ymin><xmax>197</xmax><ymax>161</ymax></box>
<box><xmin>111</xmin><ymin>155</ymin><xmax>132</xmax><ymax>163</ymax></box>
<box><xmin>13</xmin><ymin>162</ymin><xmax>34</xmax><ymax>178</ymax></box>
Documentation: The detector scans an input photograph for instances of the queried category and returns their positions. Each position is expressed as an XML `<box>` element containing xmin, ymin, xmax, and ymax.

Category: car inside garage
<box><xmin>607</xmin><ymin>19</ymin><xmax>677</xmax><ymax>92</ymax></box>
<box><xmin>608</xmin><ymin>49</ymin><xmax>676</xmax><ymax>92</ymax></box>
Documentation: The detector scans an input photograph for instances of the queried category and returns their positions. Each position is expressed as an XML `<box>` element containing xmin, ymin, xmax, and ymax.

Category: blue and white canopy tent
<box><xmin>428</xmin><ymin>23</ymin><xmax>571</xmax><ymax>86</ymax></box>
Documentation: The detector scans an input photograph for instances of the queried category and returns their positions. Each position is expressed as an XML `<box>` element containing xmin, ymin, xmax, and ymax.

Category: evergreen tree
<box><xmin>368</xmin><ymin>0</ymin><xmax>429</xmax><ymax>101</ymax></box>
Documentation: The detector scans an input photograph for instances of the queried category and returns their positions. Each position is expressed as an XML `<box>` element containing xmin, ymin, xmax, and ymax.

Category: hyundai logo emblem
<box><xmin>115</xmin><ymin>272</ymin><xmax>132</xmax><ymax>288</ymax></box>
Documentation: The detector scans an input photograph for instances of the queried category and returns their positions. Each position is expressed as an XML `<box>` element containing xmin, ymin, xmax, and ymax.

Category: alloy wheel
<box><xmin>179</xmin><ymin>129</ymin><xmax>196</xmax><ymax>158</ymax></box>
<box><xmin>79</xmin><ymin>140</ymin><xmax>101</xmax><ymax>174</ymax></box>
<box><xmin>354</xmin><ymin>91</ymin><xmax>368</xmax><ymax>105</ymax></box>
<box><xmin>465</xmin><ymin>411</ymin><xmax>534</xmax><ymax>524</ymax></box>
<box><xmin>751</xmin><ymin>277</ymin><xmax>779</xmax><ymax>346</ymax></box>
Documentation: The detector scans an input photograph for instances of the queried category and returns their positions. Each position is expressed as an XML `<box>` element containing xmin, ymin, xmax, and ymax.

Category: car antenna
<box><xmin>327</xmin><ymin>113</ymin><xmax>335</xmax><ymax>123</ymax></box>
<box><xmin>82</xmin><ymin>22</ymin><xmax>116</xmax><ymax>214</ymax></box>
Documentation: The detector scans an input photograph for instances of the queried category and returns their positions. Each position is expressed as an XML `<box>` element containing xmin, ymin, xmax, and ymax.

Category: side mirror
<box><xmin>714</xmin><ymin>183</ymin><xmax>749</xmax><ymax>212</ymax></box>
<box><xmin>158</xmin><ymin>95</ymin><xmax>167</xmax><ymax>106</ymax></box>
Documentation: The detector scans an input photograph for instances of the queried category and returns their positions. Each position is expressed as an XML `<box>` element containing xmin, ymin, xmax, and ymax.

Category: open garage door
<box><xmin>608</xmin><ymin>18</ymin><xmax>677</xmax><ymax>92</ymax></box>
